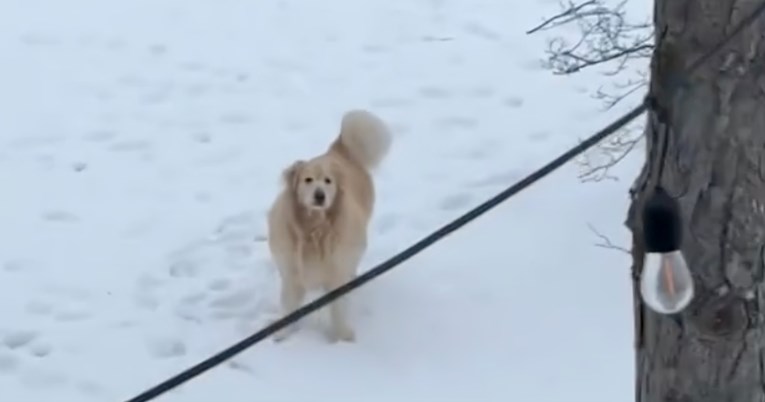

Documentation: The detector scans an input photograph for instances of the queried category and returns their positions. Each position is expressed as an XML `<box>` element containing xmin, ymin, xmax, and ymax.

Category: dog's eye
<box><xmin>324</xmin><ymin>178</ymin><xmax>332</xmax><ymax>184</ymax></box>
<box><xmin>304</xmin><ymin>177</ymin><xmax>313</xmax><ymax>183</ymax></box>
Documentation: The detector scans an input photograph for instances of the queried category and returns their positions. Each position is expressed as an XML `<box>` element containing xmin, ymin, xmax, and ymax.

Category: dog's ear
<box><xmin>282</xmin><ymin>160</ymin><xmax>305</xmax><ymax>188</ymax></box>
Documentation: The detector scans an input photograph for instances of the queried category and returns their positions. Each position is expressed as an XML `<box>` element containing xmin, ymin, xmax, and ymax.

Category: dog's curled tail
<box><xmin>334</xmin><ymin>109</ymin><xmax>393</xmax><ymax>171</ymax></box>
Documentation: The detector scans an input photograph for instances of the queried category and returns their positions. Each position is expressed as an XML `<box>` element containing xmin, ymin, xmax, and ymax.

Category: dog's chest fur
<box><xmin>291</xmin><ymin>213</ymin><xmax>341</xmax><ymax>287</ymax></box>
<box><xmin>296</xmin><ymin>219</ymin><xmax>335</xmax><ymax>260</ymax></box>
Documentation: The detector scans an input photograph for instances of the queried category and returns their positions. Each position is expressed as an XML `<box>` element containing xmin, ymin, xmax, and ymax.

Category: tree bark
<box><xmin>627</xmin><ymin>0</ymin><xmax>765</xmax><ymax>401</ymax></box>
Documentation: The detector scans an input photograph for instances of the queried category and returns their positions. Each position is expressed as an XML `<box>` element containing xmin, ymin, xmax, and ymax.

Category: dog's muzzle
<box><xmin>313</xmin><ymin>189</ymin><xmax>326</xmax><ymax>206</ymax></box>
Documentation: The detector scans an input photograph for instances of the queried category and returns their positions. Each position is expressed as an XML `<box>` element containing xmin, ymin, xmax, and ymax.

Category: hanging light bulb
<box><xmin>640</xmin><ymin>186</ymin><xmax>694</xmax><ymax>314</ymax></box>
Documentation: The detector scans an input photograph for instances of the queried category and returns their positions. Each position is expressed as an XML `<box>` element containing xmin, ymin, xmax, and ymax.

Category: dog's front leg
<box><xmin>273</xmin><ymin>274</ymin><xmax>305</xmax><ymax>342</ymax></box>
<box><xmin>324</xmin><ymin>272</ymin><xmax>356</xmax><ymax>343</ymax></box>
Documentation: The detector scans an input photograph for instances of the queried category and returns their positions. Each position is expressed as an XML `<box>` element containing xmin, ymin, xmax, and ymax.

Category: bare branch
<box><xmin>550</xmin><ymin>43</ymin><xmax>653</xmax><ymax>75</ymax></box>
<box><xmin>579</xmin><ymin>131</ymin><xmax>643</xmax><ymax>182</ymax></box>
<box><xmin>528</xmin><ymin>0</ymin><xmax>653</xmax><ymax>105</ymax></box>
<box><xmin>526</xmin><ymin>0</ymin><xmax>599</xmax><ymax>34</ymax></box>
<box><xmin>587</xmin><ymin>223</ymin><xmax>631</xmax><ymax>254</ymax></box>
<box><xmin>530</xmin><ymin>0</ymin><xmax>652</xmax><ymax>183</ymax></box>
<box><xmin>593</xmin><ymin>72</ymin><xmax>648</xmax><ymax>110</ymax></box>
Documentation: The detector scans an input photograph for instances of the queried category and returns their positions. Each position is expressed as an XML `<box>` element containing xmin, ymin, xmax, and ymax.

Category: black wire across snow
<box><xmin>123</xmin><ymin>3</ymin><xmax>765</xmax><ymax>401</ymax></box>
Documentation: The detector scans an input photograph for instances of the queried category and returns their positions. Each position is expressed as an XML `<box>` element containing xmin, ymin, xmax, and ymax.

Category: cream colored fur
<box><xmin>267</xmin><ymin>109</ymin><xmax>392</xmax><ymax>343</ymax></box>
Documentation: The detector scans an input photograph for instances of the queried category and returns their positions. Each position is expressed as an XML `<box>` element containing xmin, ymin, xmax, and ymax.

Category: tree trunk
<box><xmin>627</xmin><ymin>0</ymin><xmax>765</xmax><ymax>401</ymax></box>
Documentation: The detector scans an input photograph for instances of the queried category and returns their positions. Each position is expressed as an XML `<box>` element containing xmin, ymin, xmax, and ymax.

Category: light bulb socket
<box><xmin>642</xmin><ymin>185</ymin><xmax>682</xmax><ymax>253</ymax></box>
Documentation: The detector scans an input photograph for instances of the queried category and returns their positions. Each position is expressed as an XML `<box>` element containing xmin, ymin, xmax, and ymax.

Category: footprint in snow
<box><xmin>467</xmin><ymin>169</ymin><xmax>523</xmax><ymax>188</ymax></box>
<box><xmin>2</xmin><ymin>331</ymin><xmax>53</xmax><ymax>358</ymax></box>
<box><xmin>2</xmin><ymin>330</ymin><xmax>39</xmax><ymax>349</ymax></box>
<box><xmin>53</xmin><ymin>308</ymin><xmax>92</xmax><ymax>322</ymax></box>
<box><xmin>146</xmin><ymin>337</ymin><xmax>186</xmax><ymax>359</ymax></box>
<box><xmin>208</xmin><ymin>288</ymin><xmax>255</xmax><ymax>310</ymax></box>
<box><xmin>463</xmin><ymin>22</ymin><xmax>503</xmax><ymax>41</ymax></box>
<box><xmin>8</xmin><ymin>135</ymin><xmax>66</xmax><ymax>150</ymax></box>
<box><xmin>190</xmin><ymin>132</ymin><xmax>212</xmax><ymax>143</ymax></box>
<box><xmin>503</xmin><ymin>97</ymin><xmax>524</xmax><ymax>108</ymax></box>
<box><xmin>528</xmin><ymin>131</ymin><xmax>551</xmax><ymax>142</ymax></box>
<box><xmin>168</xmin><ymin>260</ymin><xmax>201</xmax><ymax>278</ymax></box>
<box><xmin>104</xmin><ymin>38</ymin><xmax>127</xmax><ymax>51</ymax></box>
<box><xmin>180</xmin><ymin>292</ymin><xmax>206</xmax><ymax>306</ymax></box>
<box><xmin>3</xmin><ymin>259</ymin><xmax>39</xmax><ymax>273</ymax></box>
<box><xmin>194</xmin><ymin>192</ymin><xmax>213</xmax><ymax>203</ymax></box>
<box><xmin>375</xmin><ymin>214</ymin><xmax>399</xmax><ymax>235</ymax></box>
<box><xmin>136</xmin><ymin>274</ymin><xmax>165</xmax><ymax>291</ymax></box>
<box><xmin>463</xmin><ymin>142</ymin><xmax>504</xmax><ymax>160</ymax></box>
<box><xmin>148</xmin><ymin>43</ymin><xmax>168</xmax><ymax>57</ymax></box>
<box><xmin>42</xmin><ymin>210</ymin><xmax>79</xmax><ymax>223</ymax></box>
<box><xmin>72</xmin><ymin>162</ymin><xmax>87</xmax><ymax>172</ymax></box>
<box><xmin>19</xmin><ymin>33</ymin><xmax>60</xmax><ymax>46</ymax></box>
<box><xmin>208</xmin><ymin>278</ymin><xmax>231</xmax><ymax>291</ymax></box>
<box><xmin>108</xmin><ymin>140</ymin><xmax>152</xmax><ymax>153</ymax></box>
<box><xmin>140</xmin><ymin>90</ymin><xmax>170</xmax><ymax>105</ymax></box>
<box><xmin>418</xmin><ymin>86</ymin><xmax>452</xmax><ymax>100</ymax></box>
<box><xmin>361</xmin><ymin>44</ymin><xmax>390</xmax><ymax>54</ymax></box>
<box><xmin>433</xmin><ymin>116</ymin><xmax>479</xmax><ymax>130</ymax></box>
<box><xmin>469</xmin><ymin>86</ymin><xmax>496</xmax><ymax>99</ymax></box>
<box><xmin>178</xmin><ymin>61</ymin><xmax>207</xmax><ymax>73</ymax></box>
<box><xmin>219</xmin><ymin>112</ymin><xmax>252</xmax><ymax>126</ymax></box>
<box><xmin>27</xmin><ymin>342</ymin><xmax>52</xmax><ymax>358</ymax></box>
<box><xmin>439</xmin><ymin>193</ymin><xmax>473</xmax><ymax>211</ymax></box>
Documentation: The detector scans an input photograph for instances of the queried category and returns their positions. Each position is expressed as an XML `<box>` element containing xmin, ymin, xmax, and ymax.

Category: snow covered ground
<box><xmin>0</xmin><ymin>0</ymin><xmax>650</xmax><ymax>400</ymax></box>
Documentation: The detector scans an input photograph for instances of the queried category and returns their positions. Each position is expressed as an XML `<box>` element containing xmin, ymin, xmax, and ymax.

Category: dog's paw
<box><xmin>272</xmin><ymin>324</ymin><xmax>297</xmax><ymax>343</ymax></box>
<box><xmin>327</xmin><ymin>326</ymin><xmax>356</xmax><ymax>343</ymax></box>
<box><xmin>272</xmin><ymin>332</ymin><xmax>289</xmax><ymax>343</ymax></box>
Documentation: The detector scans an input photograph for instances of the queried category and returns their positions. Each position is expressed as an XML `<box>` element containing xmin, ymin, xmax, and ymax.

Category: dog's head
<box><xmin>283</xmin><ymin>158</ymin><xmax>340</xmax><ymax>212</ymax></box>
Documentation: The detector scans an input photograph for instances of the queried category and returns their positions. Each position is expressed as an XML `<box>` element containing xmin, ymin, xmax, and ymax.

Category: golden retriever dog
<box><xmin>267</xmin><ymin>109</ymin><xmax>392</xmax><ymax>343</ymax></box>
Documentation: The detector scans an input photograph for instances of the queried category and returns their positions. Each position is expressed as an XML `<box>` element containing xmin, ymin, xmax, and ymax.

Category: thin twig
<box><xmin>588</xmin><ymin>223</ymin><xmax>631</xmax><ymax>254</ymax></box>
<box><xmin>526</xmin><ymin>0</ymin><xmax>599</xmax><ymax>34</ymax></box>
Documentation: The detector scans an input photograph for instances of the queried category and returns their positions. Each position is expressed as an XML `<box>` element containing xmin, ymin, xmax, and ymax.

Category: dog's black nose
<box><xmin>313</xmin><ymin>190</ymin><xmax>326</xmax><ymax>205</ymax></box>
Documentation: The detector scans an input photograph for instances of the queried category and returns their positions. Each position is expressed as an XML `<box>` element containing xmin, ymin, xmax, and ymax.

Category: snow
<box><xmin>0</xmin><ymin>0</ymin><xmax>650</xmax><ymax>400</ymax></box>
